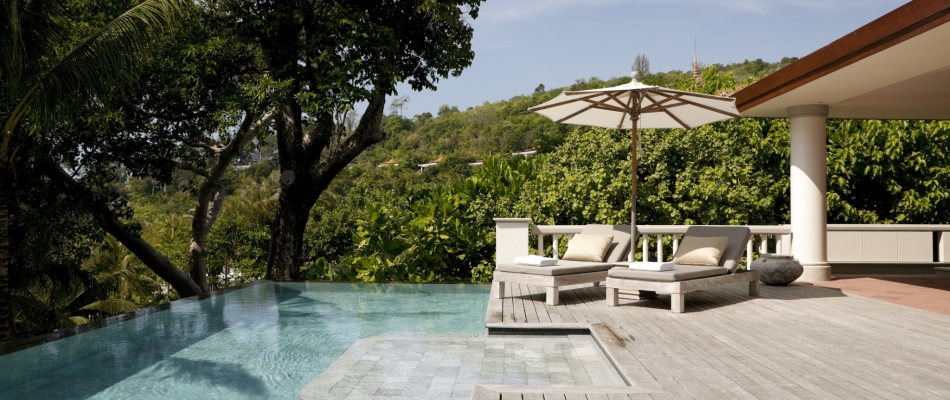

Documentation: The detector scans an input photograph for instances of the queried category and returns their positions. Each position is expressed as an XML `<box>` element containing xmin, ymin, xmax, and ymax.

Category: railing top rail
<box><xmin>532</xmin><ymin>224</ymin><xmax>792</xmax><ymax>235</ymax></box>
<box><xmin>494</xmin><ymin>218</ymin><xmax>532</xmax><ymax>223</ymax></box>
<box><xmin>529</xmin><ymin>223</ymin><xmax>950</xmax><ymax>235</ymax></box>
<box><xmin>828</xmin><ymin>224</ymin><xmax>950</xmax><ymax>232</ymax></box>
<box><xmin>532</xmin><ymin>225</ymin><xmax>584</xmax><ymax>235</ymax></box>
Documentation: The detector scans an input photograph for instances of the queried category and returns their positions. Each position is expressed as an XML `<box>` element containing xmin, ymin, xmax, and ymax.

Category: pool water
<box><xmin>0</xmin><ymin>282</ymin><xmax>491</xmax><ymax>399</ymax></box>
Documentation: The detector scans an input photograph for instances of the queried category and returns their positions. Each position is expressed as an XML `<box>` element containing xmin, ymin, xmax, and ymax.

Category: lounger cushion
<box><xmin>496</xmin><ymin>260</ymin><xmax>614</xmax><ymax>276</ymax></box>
<box><xmin>673</xmin><ymin>236</ymin><xmax>728</xmax><ymax>266</ymax></box>
<box><xmin>681</xmin><ymin>226</ymin><xmax>752</xmax><ymax>272</ymax></box>
<box><xmin>580</xmin><ymin>225</ymin><xmax>632</xmax><ymax>263</ymax></box>
<box><xmin>607</xmin><ymin>265</ymin><xmax>727</xmax><ymax>282</ymax></box>
<box><xmin>562</xmin><ymin>234</ymin><xmax>613</xmax><ymax>262</ymax></box>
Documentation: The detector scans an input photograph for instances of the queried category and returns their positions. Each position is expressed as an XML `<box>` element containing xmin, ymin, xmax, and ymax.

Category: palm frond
<box><xmin>80</xmin><ymin>298</ymin><xmax>139</xmax><ymax>315</ymax></box>
<box><xmin>0</xmin><ymin>0</ymin><xmax>65</xmax><ymax>98</ymax></box>
<box><xmin>3</xmin><ymin>0</ymin><xmax>186</xmax><ymax>135</ymax></box>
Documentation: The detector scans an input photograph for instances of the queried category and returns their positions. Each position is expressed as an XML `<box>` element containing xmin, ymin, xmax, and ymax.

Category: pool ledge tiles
<box><xmin>298</xmin><ymin>335</ymin><xmax>625</xmax><ymax>400</ymax></box>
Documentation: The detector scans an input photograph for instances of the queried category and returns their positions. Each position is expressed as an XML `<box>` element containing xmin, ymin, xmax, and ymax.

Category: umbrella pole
<box><xmin>630</xmin><ymin>113</ymin><xmax>639</xmax><ymax>262</ymax></box>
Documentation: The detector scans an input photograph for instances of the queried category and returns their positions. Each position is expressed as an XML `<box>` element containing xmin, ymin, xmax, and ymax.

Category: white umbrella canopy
<box><xmin>528</xmin><ymin>72</ymin><xmax>741</xmax><ymax>261</ymax></box>
<box><xmin>530</xmin><ymin>78</ymin><xmax>740</xmax><ymax>130</ymax></box>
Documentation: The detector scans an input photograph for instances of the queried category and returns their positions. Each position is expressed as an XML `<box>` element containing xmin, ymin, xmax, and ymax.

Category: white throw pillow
<box><xmin>673</xmin><ymin>236</ymin><xmax>729</xmax><ymax>266</ymax></box>
<box><xmin>562</xmin><ymin>234</ymin><xmax>614</xmax><ymax>262</ymax></box>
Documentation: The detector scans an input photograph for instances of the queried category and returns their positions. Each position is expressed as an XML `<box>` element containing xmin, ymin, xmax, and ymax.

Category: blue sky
<box><xmin>390</xmin><ymin>0</ymin><xmax>909</xmax><ymax>117</ymax></box>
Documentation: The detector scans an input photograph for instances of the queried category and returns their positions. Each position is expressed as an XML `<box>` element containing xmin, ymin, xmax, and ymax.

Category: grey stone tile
<box><xmin>300</xmin><ymin>334</ymin><xmax>626</xmax><ymax>400</ymax></box>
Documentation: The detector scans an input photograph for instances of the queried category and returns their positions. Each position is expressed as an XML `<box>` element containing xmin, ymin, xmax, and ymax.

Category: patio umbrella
<box><xmin>528</xmin><ymin>72</ymin><xmax>740</xmax><ymax>260</ymax></box>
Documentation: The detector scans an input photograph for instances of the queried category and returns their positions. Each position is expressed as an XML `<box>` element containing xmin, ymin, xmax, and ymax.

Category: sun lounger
<box><xmin>606</xmin><ymin>226</ymin><xmax>757</xmax><ymax>313</ymax></box>
<box><xmin>493</xmin><ymin>224</ymin><xmax>631</xmax><ymax>306</ymax></box>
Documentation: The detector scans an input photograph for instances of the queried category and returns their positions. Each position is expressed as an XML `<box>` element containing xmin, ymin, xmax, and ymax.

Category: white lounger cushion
<box><xmin>496</xmin><ymin>260</ymin><xmax>614</xmax><ymax>276</ymax></box>
<box><xmin>673</xmin><ymin>236</ymin><xmax>728</xmax><ymax>266</ymax></box>
<box><xmin>562</xmin><ymin>234</ymin><xmax>613</xmax><ymax>262</ymax></box>
<box><xmin>607</xmin><ymin>265</ymin><xmax>726</xmax><ymax>282</ymax></box>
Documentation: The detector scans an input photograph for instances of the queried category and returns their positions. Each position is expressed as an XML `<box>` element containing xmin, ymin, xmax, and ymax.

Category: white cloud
<box><xmin>479</xmin><ymin>0</ymin><xmax>906</xmax><ymax>21</ymax></box>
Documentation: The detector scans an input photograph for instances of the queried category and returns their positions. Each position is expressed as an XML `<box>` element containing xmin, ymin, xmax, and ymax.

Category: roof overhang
<box><xmin>735</xmin><ymin>0</ymin><xmax>950</xmax><ymax>120</ymax></box>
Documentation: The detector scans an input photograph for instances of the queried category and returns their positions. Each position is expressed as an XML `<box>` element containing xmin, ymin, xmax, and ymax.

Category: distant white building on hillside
<box><xmin>418</xmin><ymin>154</ymin><xmax>443</xmax><ymax>169</ymax></box>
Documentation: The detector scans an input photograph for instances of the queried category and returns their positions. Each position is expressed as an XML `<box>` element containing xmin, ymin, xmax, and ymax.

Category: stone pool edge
<box><xmin>483</xmin><ymin>283</ymin><xmax>641</xmax><ymax>388</ymax></box>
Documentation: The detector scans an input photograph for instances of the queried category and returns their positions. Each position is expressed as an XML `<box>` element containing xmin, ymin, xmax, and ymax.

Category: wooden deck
<box><xmin>484</xmin><ymin>281</ymin><xmax>950</xmax><ymax>399</ymax></box>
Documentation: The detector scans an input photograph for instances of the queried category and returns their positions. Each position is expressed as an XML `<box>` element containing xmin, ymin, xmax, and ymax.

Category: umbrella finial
<box><xmin>631</xmin><ymin>70</ymin><xmax>640</xmax><ymax>83</ymax></box>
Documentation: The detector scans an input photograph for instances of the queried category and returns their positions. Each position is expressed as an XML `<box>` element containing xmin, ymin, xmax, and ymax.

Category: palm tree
<box><xmin>0</xmin><ymin>0</ymin><xmax>183</xmax><ymax>341</ymax></box>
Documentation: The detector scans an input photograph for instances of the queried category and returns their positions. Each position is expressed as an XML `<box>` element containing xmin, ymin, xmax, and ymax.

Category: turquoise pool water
<box><xmin>0</xmin><ymin>282</ymin><xmax>490</xmax><ymax>399</ymax></box>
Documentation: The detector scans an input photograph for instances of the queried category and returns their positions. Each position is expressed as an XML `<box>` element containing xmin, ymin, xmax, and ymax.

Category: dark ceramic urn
<box><xmin>750</xmin><ymin>254</ymin><xmax>803</xmax><ymax>286</ymax></box>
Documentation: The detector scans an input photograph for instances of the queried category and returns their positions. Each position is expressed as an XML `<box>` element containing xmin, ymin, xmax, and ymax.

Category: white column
<box><xmin>788</xmin><ymin>105</ymin><xmax>831</xmax><ymax>281</ymax></box>
<box><xmin>494</xmin><ymin>218</ymin><xmax>531</xmax><ymax>265</ymax></box>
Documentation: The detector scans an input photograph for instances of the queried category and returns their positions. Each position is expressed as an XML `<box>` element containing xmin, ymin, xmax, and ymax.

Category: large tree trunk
<box><xmin>267</xmin><ymin>185</ymin><xmax>311</xmax><ymax>281</ymax></box>
<box><xmin>187</xmin><ymin>181</ymin><xmax>225</xmax><ymax>291</ymax></box>
<box><xmin>0</xmin><ymin>170</ymin><xmax>14</xmax><ymax>342</ymax></box>
<box><xmin>266</xmin><ymin>90</ymin><xmax>387</xmax><ymax>280</ymax></box>
<box><xmin>40</xmin><ymin>162</ymin><xmax>203</xmax><ymax>298</ymax></box>
<box><xmin>102</xmin><ymin>217</ymin><xmax>203</xmax><ymax>297</ymax></box>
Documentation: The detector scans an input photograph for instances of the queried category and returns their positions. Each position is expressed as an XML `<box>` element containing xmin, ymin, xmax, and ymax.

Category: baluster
<box><xmin>776</xmin><ymin>234</ymin><xmax>784</xmax><ymax>254</ymax></box>
<box><xmin>759</xmin><ymin>234</ymin><xmax>768</xmax><ymax>255</ymax></box>
<box><xmin>537</xmin><ymin>235</ymin><xmax>544</xmax><ymax>257</ymax></box>
<box><xmin>553</xmin><ymin>235</ymin><xmax>560</xmax><ymax>260</ymax></box>
<box><xmin>657</xmin><ymin>234</ymin><xmax>664</xmax><ymax>262</ymax></box>
<box><xmin>746</xmin><ymin>239</ymin><xmax>753</xmax><ymax>269</ymax></box>
<box><xmin>642</xmin><ymin>235</ymin><xmax>649</xmax><ymax>262</ymax></box>
<box><xmin>672</xmin><ymin>235</ymin><xmax>679</xmax><ymax>255</ymax></box>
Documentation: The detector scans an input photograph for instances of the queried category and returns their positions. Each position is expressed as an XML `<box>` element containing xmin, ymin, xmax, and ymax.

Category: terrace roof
<box><xmin>735</xmin><ymin>0</ymin><xmax>950</xmax><ymax>120</ymax></box>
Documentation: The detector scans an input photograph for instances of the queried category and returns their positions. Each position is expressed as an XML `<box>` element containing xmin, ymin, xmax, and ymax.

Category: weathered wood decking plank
<box><xmin>513</xmin><ymin>283</ymin><xmax>529</xmax><ymax>323</ymax></box>
<box><xmin>622</xmin><ymin>296</ymin><xmax>761</xmax><ymax>400</ymax></box>
<box><xmin>694</xmin><ymin>288</ymin><xmax>892</xmax><ymax>399</ymax></box>
<box><xmin>526</xmin><ymin>284</ymin><xmax>553</xmax><ymax>324</ymax></box>
<box><xmin>675</xmin><ymin>289</ymin><xmax>856</xmax><ymax>399</ymax></box>
<box><xmin>486</xmin><ymin>280</ymin><xmax>950</xmax><ymax>400</ymax></box>
<box><xmin>604</xmin><ymin>294</ymin><xmax>753</xmax><ymax>400</ymax></box>
<box><xmin>520</xmin><ymin>283</ymin><xmax>541</xmax><ymax>324</ymax></box>
<box><xmin>504</xmin><ymin>282</ymin><xmax>516</xmax><ymax>324</ymax></box>
<box><xmin>705</xmin><ymin>286</ymin><xmax>950</xmax><ymax>398</ymax></box>
<box><xmin>653</xmin><ymin>293</ymin><xmax>838</xmax><ymax>400</ymax></box>
<box><xmin>701</xmin><ymin>287</ymin><xmax>927</xmax><ymax>398</ymax></box>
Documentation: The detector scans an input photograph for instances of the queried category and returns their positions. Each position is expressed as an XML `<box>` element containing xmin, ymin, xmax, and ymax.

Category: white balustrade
<box><xmin>532</xmin><ymin>225</ymin><xmax>793</xmax><ymax>268</ymax></box>
<box><xmin>522</xmin><ymin>222</ymin><xmax>950</xmax><ymax>266</ymax></box>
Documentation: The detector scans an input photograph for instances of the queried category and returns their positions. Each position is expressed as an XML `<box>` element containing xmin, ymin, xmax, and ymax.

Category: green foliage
<box><xmin>827</xmin><ymin>120</ymin><xmax>950</xmax><ymax>223</ymax></box>
<box><xmin>301</xmin><ymin>155</ymin><xmax>539</xmax><ymax>283</ymax></box>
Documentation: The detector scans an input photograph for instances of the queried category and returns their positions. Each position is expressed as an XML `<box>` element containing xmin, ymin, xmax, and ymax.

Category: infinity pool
<box><xmin>0</xmin><ymin>282</ymin><xmax>491</xmax><ymax>399</ymax></box>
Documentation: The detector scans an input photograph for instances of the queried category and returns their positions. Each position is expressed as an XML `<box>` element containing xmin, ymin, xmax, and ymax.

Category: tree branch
<box><xmin>187</xmin><ymin>109</ymin><xmax>273</xmax><ymax>292</ymax></box>
<box><xmin>309</xmin><ymin>88</ymin><xmax>386</xmax><ymax>183</ymax></box>
<box><xmin>174</xmin><ymin>161</ymin><xmax>209</xmax><ymax>177</ymax></box>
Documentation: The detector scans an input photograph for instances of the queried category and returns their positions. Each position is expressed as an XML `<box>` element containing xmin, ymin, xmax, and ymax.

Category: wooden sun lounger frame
<box><xmin>493</xmin><ymin>270</ymin><xmax>605</xmax><ymax>307</ymax></box>
<box><xmin>492</xmin><ymin>223</ymin><xmax>632</xmax><ymax>306</ymax></box>
<box><xmin>606</xmin><ymin>225</ymin><xmax>759</xmax><ymax>313</ymax></box>
<box><xmin>606</xmin><ymin>270</ymin><xmax>759</xmax><ymax>313</ymax></box>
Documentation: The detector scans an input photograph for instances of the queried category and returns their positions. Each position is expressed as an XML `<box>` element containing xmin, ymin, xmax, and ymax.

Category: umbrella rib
<box><xmin>643</xmin><ymin>92</ymin><xmax>692</xmax><ymax>129</ymax></box>
<box><xmin>644</xmin><ymin>92</ymin><xmax>682</xmax><ymax>107</ymax></box>
<box><xmin>616</xmin><ymin>92</ymin><xmax>635</xmax><ymax>130</ymax></box>
<box><xmin>555</xmin><ymin>104</ymin><xmax>596</xmax><ymax>124</ymax></box>
<box><xmin>580</xmin><ymin>99</ymin><xmax>628</xmax><ymax>113</ymax></box>
<box><xmin>527</xmin><ymin>93</ymin><xmax>603</xmax><ymax>112</ymax></box>
<box><xmin>640</xmin><ymin>93</ymin><xmax>684</xmax><ymax>113</ymax></box>
<box><xmin>672</xmin><ymin>95</ymin><xmax>742</xmax><ymax>118</ymax></box>
<box><xmin>653</xmin><ymin>88</ymin><xmax>736</xmax><ymax>101</ymax></box>
<box><xmin>604</xmin><ymin>92</ymin><xmax>633</xmax><ymax>112</ymax></box>
<box><xmin>641</xmin><ymin>102</ymin><xmax>688</xmax><ymax>113</ymax></box>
